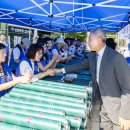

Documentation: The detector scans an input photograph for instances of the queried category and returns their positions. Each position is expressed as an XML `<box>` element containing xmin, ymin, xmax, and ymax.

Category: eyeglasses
<box><xmin>37</xmin><ymin>51</ymin><xmax>43</xmax><ymax>56</ymax></box>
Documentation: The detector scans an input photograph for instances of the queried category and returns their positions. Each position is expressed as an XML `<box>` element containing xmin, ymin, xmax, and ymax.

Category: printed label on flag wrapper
<box><xmin>79</xmin><ymin>98</ymin><xmax>84</xmax><ymax>101</ymax></box>
<box><xmin>22</xmin><ymin>99</ymin><xmax>28</xmax><ymax>102</ymax></box>
<box><xmin>84</xmin><ymin>86</ymin><xmax>88</xmax><ymax>88</ymax></box>
<box><xmin>0</xmin><ymin>117</ymin><xmax>3</xmax><ymax>121</ymax></box>
<box><xmin>27</xmin><ymin>117</ymin><xmax>33</xmax><ymax>123</ymax></box>
<box><xmin>38</xmin><ymin>113</ymin><xmax>43</xmax><ymax>117</ymax></box>
<box><xmin>74</xmin><ymin>116</ymin><xmax>80</xmax><ymax>120</ymax></box>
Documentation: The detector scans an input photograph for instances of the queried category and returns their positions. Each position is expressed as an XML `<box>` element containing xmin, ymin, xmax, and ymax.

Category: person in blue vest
<box><xmin>44</xmin><ymin>38</ymin><xmax>54</xmax><ymax>64</ymax></box>
<box><xmin>37</xmin><ymin>37</ymin><xmax>54</xmax><ymax>65</ymax></box>
<box><xmin>0</xmin><ymin>43</ymin><xmax>31</xmax><ymax>97</ymax></box>
<box><xmin>39</xmin><ymin>44</ymin><xmax>58</xmax><ymax>71</ymax></box>
<box><xmin>60</xmin><ymin>43</ymin><xmax>75</xmax><ymax>62</ymax></box>
<box><xmin>52</xmin><ymin>37</ymin><xmax>72</xmax><ymax>63</ymax></box>
<box><xmin>52</xmin><ymin>37</ymin><xmax>65</xmax><ymax>56</ymax></box>
<box><xmin>0</xmin><ymin>33</ymin><xmax>9</xmax><ymax>64</ymax></box>
<box><xmin>36</xmin><ymin>37</ymin><xmax>58</xmax><ymax>69</ymax></box>
<box><xmin>9</xmin><ymin>38</ymin><xmax>31</xmax><ymax>74</ymax></box>
<box><xmin>15</xmin><ymin>44</ymin><xmax>55</xmax><ymax>80</ymax></box>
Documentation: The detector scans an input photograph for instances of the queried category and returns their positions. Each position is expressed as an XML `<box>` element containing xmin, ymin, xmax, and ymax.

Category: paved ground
<box><xmin>87</xmin><ymin>102</ymin><xmax>100</xmax><ymax>130</ymax></box>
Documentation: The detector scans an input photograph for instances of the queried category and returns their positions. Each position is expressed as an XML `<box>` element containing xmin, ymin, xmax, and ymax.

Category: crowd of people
<box><xmin>0</xmin><ymin>28</ymin><xmax>130</xmax><ymax>130</ymax></box>
<box><xmin>0</xmin><ymin>34</ymin><xmax>88</xmax><ymax>96</ymax></box>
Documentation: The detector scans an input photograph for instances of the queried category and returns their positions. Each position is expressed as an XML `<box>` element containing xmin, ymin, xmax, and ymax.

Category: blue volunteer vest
<box><xmin>0</xmin><ymin>63</ymin><xmax>13</xmax><ymax>97</ymax></box>
<box><xmin>126</xmin><ymin>57</ymin><xmax>130</xmax><ymax>64</ymax></box>
<box><xmin>15</xmin><ymin>56</ymin><xmax>39</xmax><ymax>77</ymax></box>
<box><xmin>9</xmin><ymin>44</ymin><xmax>25</xmax><ymax>70</ymax></box>
<box><xmin>51</xmin><ymin>44</ymin><xmax>60</xmax><ymax>55</ymax></box>
<box><xmin>40</xmin><ymin>58</ymin><xmax>47</xmax><ymax>67</ymax></box>
<box><xmin>44</xmin><ymin>49</ymin><xmax>53</xmax><ymax>64</ymax></box>
<box><xmin>5</xmin><ymin>41</ymin><xmax>9</xmax><ymax>58</ymax></box>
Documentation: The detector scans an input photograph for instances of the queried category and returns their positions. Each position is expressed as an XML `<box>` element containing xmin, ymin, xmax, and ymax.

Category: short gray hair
<box><xmin>90</xmin><ymin>28</ymin><xmax>106</xmax><ymax>43</ymax></box>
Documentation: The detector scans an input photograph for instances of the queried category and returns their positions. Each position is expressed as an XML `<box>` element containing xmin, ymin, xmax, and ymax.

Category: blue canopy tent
<box><xmin>0</xmin><ymin>0</ymin><xmax>129</xmax><ymax>32</ymax></box>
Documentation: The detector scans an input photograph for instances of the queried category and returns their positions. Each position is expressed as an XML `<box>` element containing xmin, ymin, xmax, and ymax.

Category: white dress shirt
<box><xmin>96</xmin><ymin>45</ymin><xmax>106</xmax><ymax>84</ymax></box>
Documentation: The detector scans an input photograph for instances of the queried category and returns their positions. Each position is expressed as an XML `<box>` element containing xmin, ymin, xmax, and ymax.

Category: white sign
<box><xmin>14</xmin><ymin>36</ymin><xmax>18</xmax><ymax>46</ymax></box>
<box><xmin>118</xmin><ymin>24</ymin><xmax>130</xmax><ymax>40</ymax></box>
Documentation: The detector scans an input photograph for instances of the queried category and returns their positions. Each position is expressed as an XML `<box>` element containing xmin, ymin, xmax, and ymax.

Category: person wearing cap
<box><xmin>0</xmin><ymin>43</ymin><xmax>31</xmax><ymax>97</ymax></box>
<box><xmin>0</xmin><ymin>33</ymin><xmax>9</xmax><ymax>63</ymax></box>
<box><xmin>9</xmin><ymin>38</ymin><xmax>31</xmax><ymax>74</ymax></box>
<box><xmin>51</xmin><ymin>37</ymin><xmax>69</xmax><ymax>62</ymax></box>
<box><xmin>52</xmin><ymin>37</ymin><xmax>65</xmax><ymax>55</ymax></box>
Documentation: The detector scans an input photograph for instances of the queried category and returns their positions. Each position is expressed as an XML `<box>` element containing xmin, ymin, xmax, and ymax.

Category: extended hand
<box><xmin>119</xmin><ymin>117</ymin><xmax>130</xmax><ymax>130</ymax></box>
<box><xmin>53</xmin><ymin>69</ymin><xmax>62</xmax><ymax>74</ymax></box>
<box><xmin>52</xmin><ymin>55</ymin><xmax>59</xmax><ymax>61</ymax></box>
<box><xmin>16</xmin><ymin>73</ymin><xmax>32</xmax><ymax>84</ymax></box>
<box><xmin>47</xmin><ymin>69</ymin><xmax>55</xmax><ymax>76</ymax></box>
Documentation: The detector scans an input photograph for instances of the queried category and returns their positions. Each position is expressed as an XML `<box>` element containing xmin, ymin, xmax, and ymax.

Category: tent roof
<box><xmin>0</xmin><ymin>0</ymin><xmax>130</xmax><ymax>32</ymax></box>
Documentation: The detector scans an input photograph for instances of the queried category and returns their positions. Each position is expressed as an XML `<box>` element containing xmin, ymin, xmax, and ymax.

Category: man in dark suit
<box><xmin>54</xmin><ymin>28</ymin><xmax>130</xmax><ymax>130</ymax></box>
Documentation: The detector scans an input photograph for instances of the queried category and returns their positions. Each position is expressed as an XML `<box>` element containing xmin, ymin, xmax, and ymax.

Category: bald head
<box><xmin>88</xmin><ymin>28</ymin><xmax>106</xmax><ymax>52</ymax></box>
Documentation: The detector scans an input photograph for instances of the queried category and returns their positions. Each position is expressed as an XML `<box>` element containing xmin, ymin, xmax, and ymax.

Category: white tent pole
<box><xmin>53</xmin><ymin>0</ymin><xmax>115</xmax><ymax>6</ymax></box>
<box><xmin>53</xmin><ymin>3</ymin><xmax>73</xmax><ymax>25</ymax></box>
<box><xmin>101</xmin><ymin>13</ymin><xmax>126</xmax><ymax>20</ymax></box>
<box><xmin>0</xmin><ymin>8</ymin><xmax>14</xmax><ymax>12</ymax></box>
<box><xmin>76</xmin><ymin>19</ymin><xmax>98</xmax><ymax>26</ymax></box>
<box><xmin>76</xmin><ymin>14</ymin><xmax>127</xmax><ymax>26</ymax></box>
<box><xmin>20</xmin><ymin>11</ymin><xmax>48</xmax><ymax>17</ymax></box>
<box><xmin>0</xmin><ymin>10</ymin><xmax>30</xmax><ymax>26</ymax></box>
<box><xmin>97</xmin><ymin>0</ymin><xmax>116</xmax><ymax>5</ymax></box>
<box><xmin>30</xmin><ymin>0</ymin><xmax>50</xmax><ymax>15</ymax></box>
<box><xmin>53</xmin><ymin>1</ymin><xmax>90</xmax><ymax>6</ymax></box>
<box><xmin>0</xmin><ymin>2</ymin><xmax>48</xmax><ymax>18</ymax></box>
<box><xmin>29</xmin><ymin>27</ymin><xmax>31</xmax><ymax>41</ymax></box>
<box><xmin>0</xmin><ymin>18</ymin><xmax>13</xmax><ymax>20</ymax></box>
<box><xmin>54</xmin><ymin>0</ymin><xmax>117</xmax><ymax>17</ymax></box>
<box><xmin>97</xmin><ymin>4</ymin><xmax>130</xmax><ymax>9</ymax></box>
<box><xmin>102</xmin><ymin>20</ymin><xmax>127</xmax><ymax>23</ymax></box>
<box><xmin>0</xmin><ymin>11</ymin><xmax>15</xmax><ymax>18</ymax></box>
<box><xmin>103</xmin><ymin>25</ymin><xmax>121</xmax><ymax>29</ymax></box>
<box><xmin>54</xmin><ymin>5</ymin><xmax>92</xmax><ymax>17</ymax></box>
<box><xmin>50</xmin><ymin>0</ymin><xmax>53</xmax><ymax>15</ymax></box>
<box><xmin>76</xmin><ymin>16</ymin><xmax>97</xmax><ymax>20</ymax></box>
<box><xmin>19</xmin><ymin>2</ymin><xmax>48</xmax><ymax>12</ymax></box>
<box><xmin>73</xmin><ymin>0</ymin><xmax>74</xmax><ymax>25</ymax></box>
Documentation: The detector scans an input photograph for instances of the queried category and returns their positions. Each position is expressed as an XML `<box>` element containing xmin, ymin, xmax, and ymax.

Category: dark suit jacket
<box><xmin>65</xmin><ymin>46</ymin><xmax>130</xmax><ymax>124</ymax></box>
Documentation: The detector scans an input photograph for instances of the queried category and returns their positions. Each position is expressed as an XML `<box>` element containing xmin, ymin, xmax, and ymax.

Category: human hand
<box><xmin>119</xmin><ymin>116</ymin><xmax>130</xmax><ymax>130</ymax></box>
<box><xmin>52</xmin><ymin>55</ymin><xmax>59</xmax><ymax>61</ymax></box>
<box><xmin>47</xmin><ymin>69</ymin><xmax>55</xmax><ymax>76</ymax></box>
<box><xmin>56</xmin><ymin>55</ymin><xmax>62</xmax><ymax>63</ymax></box>
<box><xmin>53</xmin><ymin>69</ymin><xmax>62</xmax><ymax>74</ymax></box>
<box><xmin>16</xmin><ymin>73</ymin><xmax>32</xmax><ymax>84</ymax></box>
<box><xmin>71</xmin><ymin>55</ymin><xmax>76</xmax><ymax>58</ymax></box>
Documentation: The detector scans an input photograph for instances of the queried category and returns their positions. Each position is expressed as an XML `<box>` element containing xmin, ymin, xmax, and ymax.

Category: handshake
<box><xmin>47</xmin><ymin>68</ymin><xmax>63</xmax><ymax>76</ymax></box>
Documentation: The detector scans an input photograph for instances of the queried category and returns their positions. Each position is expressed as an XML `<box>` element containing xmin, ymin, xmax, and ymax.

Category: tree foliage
<box><xmin>65</xmin><ymin>32</ymin><xmax>87</xmax><ymax>42</ymax></box>
<box><xmin>51</xmin><ymin>32</ymin><xmax>126</xmax><ymax>47</ymax></box>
